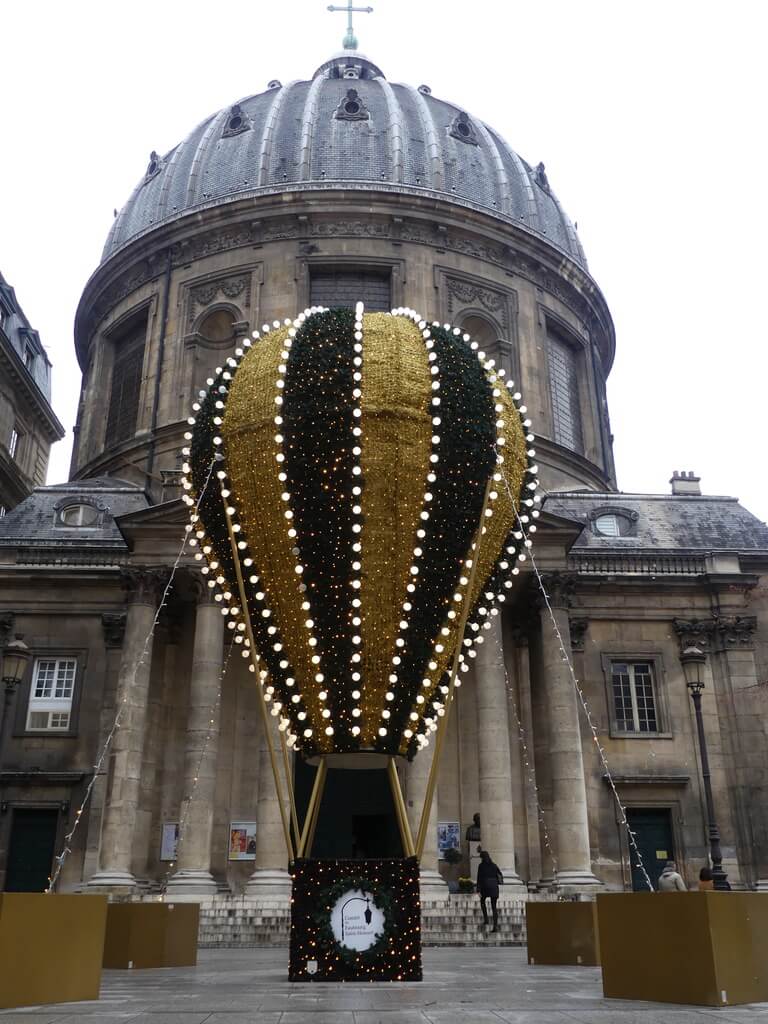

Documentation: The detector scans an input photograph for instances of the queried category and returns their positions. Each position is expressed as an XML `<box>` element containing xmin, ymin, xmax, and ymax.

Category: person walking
<box><xmin>657</xmin><ymin>860</ymin><xmax>687</xmax><ymax>891</ymax></box>
<box><xmin>476</xmin><ymin>849</ymin><xmax>503</xmax><ymax>931</ymax></box>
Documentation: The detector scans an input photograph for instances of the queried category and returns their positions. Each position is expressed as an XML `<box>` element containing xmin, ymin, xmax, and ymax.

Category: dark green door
<box><xmin>4</xmin><ymin>808</ymin><xmax>59</xmax><ymax>892</ymax></box>
<box><xmin>626</xmin><ymin>807</ymin><xmax>675</xmax><ymax>892</ymax></box>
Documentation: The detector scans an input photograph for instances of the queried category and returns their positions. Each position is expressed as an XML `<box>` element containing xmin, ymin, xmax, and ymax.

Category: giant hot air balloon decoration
<box><xmin>181</xmin><ymin>304</ymin><xmax>538</xmax><ymax>861</ymax></box>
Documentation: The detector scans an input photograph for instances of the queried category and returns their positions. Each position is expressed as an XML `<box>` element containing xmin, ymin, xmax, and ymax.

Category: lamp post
<box><xmin>680</xmin><ymin>645</ymin><xmax>730</xmax><ymax>891</ymax></box>
<box><xmin>0</xmin><ymin>634</ymin><xmax>30</xmax><ymax>763</ymax></box>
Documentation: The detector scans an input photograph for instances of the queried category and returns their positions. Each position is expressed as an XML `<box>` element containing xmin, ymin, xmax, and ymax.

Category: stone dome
<box><xmin>103</xmin><ymin>53</ymin><xmax>586</xmax><ymax>267</ymax></box>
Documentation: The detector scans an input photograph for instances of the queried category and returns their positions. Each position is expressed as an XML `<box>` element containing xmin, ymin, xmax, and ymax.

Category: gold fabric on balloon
<box><xmin>358</xmin><ymin>314</ymin><xmax>433</xmax><ymax>746</ymax></box>
<box><xmin>223</xmin><ymin>326</ymin><xmax>333</xmax><ymax>752</ymax></box>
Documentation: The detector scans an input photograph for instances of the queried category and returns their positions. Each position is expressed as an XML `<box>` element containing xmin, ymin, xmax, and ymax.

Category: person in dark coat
<box><xmin>476</xmin><ymin>849</ymin><xmax>502</xmax><ymax>931</ymax></box>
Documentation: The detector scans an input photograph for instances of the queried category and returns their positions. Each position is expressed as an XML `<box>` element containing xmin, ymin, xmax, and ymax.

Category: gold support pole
<box><xmin>277</xmin><ymin>701</ymin><xmax>301</xmax><ymax>843</ymax></box>
<box><xmin>297</xmin><ymin>757</ymin><xmax>327</xmax><ymax>858</ymax></box>
<box><xmin>222</xmin><ymin>495</ymin><xmax>295</xmax><ymax>862</ymax></box>
<box><xmin>415</xmin><ymin>475</ymin><xmax>495</xmax><ymax>860</ymax></box>
<box><xmin>387</xmin><ymin>757</ymin><xmax>416</xmax><ymax>858</ymax></box>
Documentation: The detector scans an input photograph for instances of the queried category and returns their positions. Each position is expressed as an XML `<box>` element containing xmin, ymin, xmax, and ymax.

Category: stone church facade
<box><xmin>1</xmin><ymin>49</ymin><xmax>767</xmax><ymax>906</ymax></box>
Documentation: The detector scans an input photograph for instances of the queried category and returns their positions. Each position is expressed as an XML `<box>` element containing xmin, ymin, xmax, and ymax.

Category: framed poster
<box><xmin>229</xmin><ymin>821</ymin><xmax>257</xmax><ymax>860</ymax></box>
<box><xmin>160</xmin><ymin>822</ymin><xmax>179</xmax><ymax>862</ymax></box>
<box><xmin>437</xmin><ymin>821</ymin><xmax>461</xmax><ymax>859</ymax></box>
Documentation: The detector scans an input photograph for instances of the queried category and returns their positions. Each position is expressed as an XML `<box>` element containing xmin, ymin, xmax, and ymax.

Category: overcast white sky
<box><xmin>2</xmin><ymin>0</ymin><xmax>766</xmax><ymax>519</ymax></box>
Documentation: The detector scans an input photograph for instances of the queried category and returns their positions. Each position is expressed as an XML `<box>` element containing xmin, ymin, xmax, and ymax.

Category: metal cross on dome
<box><xmin>327</xmin><ymin>0</ymin><xmax>373</xmax><ymax>50</ymax></box>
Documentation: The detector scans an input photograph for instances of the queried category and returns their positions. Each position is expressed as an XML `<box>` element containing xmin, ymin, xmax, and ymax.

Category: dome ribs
<box><xmin>377</xmin><ymin>78</ymin><xmax>405</xmax><ymax>184</ymax></box>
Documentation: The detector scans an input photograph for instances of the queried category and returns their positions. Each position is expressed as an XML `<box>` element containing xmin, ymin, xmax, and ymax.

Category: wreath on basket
<box><xmin>312</xmin><ymin>874</ymin><xmax>397</xmax><ymax>966</ymax></box>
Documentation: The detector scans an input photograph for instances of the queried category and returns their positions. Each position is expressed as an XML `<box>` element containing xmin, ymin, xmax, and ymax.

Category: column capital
<box><xmin>673</xmin><ymin>617</ymin><xmax>717</xmax><ymax>652</ymax></box>
<box><xmin>101</xmin><ymin>612</ymin><xmax>127</xmax><ymax>648</ymax></box>
<box><xmin>568</xmin><ymin>617</ymin><xmax>589</xmax><ymax>651</ymax></box>
<box><xmin>535</xmin><ymin>572</ymin><xmax>578</xmax><ymax>610</ymax></box>
<box><xmin>713</xmin><ymin>614</ymin><xmax>758</xmax><ymax>649</ymax></box>
<box><xmin>120</xmin><ymin>566</ymin><xmax>170</xmax><ymax>605</ymax></box>
<box><xmin>190</xmin><ymin>569</ymin><xmax>219</xmax><ymax>605</ymax></box>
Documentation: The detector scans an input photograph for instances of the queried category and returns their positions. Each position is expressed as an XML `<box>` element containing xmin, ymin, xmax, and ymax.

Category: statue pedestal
<box><xmin>0</xmin><ymin>894</ymin><xmax>107</xmax><ymax>1009</ymax></box>
<box><xmin>597</xmin><ymin>892</ymin><xmax>768</xmax><ymax>1006</ymax></box>
<box><xmin>526</xmin><ymin>900</ymin><xmax>599</xmax><ymax>966</ymax></box>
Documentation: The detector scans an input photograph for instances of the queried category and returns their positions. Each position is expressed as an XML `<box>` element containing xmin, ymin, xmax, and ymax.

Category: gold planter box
<box><xmin>526</xmin><ymin>900</ymin><xmax>600</xmax><ymax>966</ymax></box>
<box><xmin>597</xmin><ymin>892</ymin><xmax>768</xmax><ymax>1006</ymax></box>
<box><xmin>0</xmin><ymin>893</ymin><xmax>108</xmax><ymax>1009</ymax></box>
<box><xmin>103</xmin><ymin>902</ymin><xmax>200</xmax><ymax>969</ymax></box>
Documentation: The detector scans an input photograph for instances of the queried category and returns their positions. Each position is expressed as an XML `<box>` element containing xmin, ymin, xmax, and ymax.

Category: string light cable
<box><xmin>46</xmin><ymin>458</ymin><xmax>217</xmax><ymax>893</ymax></box>
<box><xmin>496</xmin><ymin>466</ymin><xmax>654</xmax><ymax>892</ymax></box>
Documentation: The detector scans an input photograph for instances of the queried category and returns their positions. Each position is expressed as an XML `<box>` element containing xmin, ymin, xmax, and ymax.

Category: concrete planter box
<box><xmin>0</xmin><ymin>893</ymin><xmax>108</xmax><ymax>1009</ymax></box>
<box><xmin>597</xmin><ymin>892</ymin><xmax>768</xmax><ymax>1006</ymax></box>
<box><xmin>525</xmin><ymin>900</ymin><xmax>599</xmax><ymax>966</ymax></box>
<box><xmin>103</xmin><ymin>902</ymin><xmax>199</xmax><ymax>969</ymax></box>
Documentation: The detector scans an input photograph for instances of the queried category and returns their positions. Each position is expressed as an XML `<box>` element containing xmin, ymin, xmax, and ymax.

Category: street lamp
<box><xmin>0</xmin><ymin>634</ymin><xmax>30</xmax><ymax>757</ymax></box>
<box><xmin>680</xmin><ymin>645</ymin><xmax>730</xmax><ymax>891</ymax></box>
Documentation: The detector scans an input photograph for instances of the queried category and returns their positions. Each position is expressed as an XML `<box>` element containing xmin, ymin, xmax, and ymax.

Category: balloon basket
<box><xmin>288</xmin><ymin>856</ymin><xmax>422</xmax><ymax>982</ymax></box>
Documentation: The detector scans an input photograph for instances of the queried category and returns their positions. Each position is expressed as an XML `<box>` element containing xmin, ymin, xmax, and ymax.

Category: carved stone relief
<box><xmin>673</xmin><ymin>615</ymin><xmax>757</xmax><ymax>652</ymax></box>
<box><xmin>188</xmin><ymin>274</ymin><xmax>250</xmax><ymax>324</ymax></box>
<box><xmin>444</xmin><ymin>276</ymin><xmax>511</xmax><ymax>332</ymax></box>
<box><xmin>82</xmin><ymin>208</ymin><xmax>608</xmax><ymax>356</ymax></box>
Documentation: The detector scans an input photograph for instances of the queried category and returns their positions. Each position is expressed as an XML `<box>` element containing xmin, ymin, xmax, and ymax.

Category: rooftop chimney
<box><xmin>670</xmin><ymin>470</ymin><xmax>701</xmax><ymax>496</ymax></box>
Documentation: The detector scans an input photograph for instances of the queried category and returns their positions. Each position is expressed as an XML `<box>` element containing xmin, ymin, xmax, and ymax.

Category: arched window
<box><xmin>192</xmin><ymin>308</ymin><xmax>238</xmax><ymax>391</ymax></box>
<box><xmin>198</xmin><ymin>308</ymin><xmax>236</xmax><ymax>344</ymax></box>
<box><xmin>460</xmin><ymin>315</ymin><xmax>499</xmax><ymax>358</ymax></box>
<box><xmin>547</xmin><ymin>332</ymin><xmax>583</xmax><ymax>454</ymax></box>
<box><xmin>105</xmin><ymin>314</ymin><xmax>147</xmax><ymax>448</ymax></box>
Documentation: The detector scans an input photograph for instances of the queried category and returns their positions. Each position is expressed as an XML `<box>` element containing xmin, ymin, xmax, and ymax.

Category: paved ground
<box><xmin>1</xmin><ymin>948</ymin><xmax>767</xmax><ymax>1023</ymax></box>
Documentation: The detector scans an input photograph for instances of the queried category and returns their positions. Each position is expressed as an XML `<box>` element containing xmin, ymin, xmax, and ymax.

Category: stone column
<box><xmin>538</xmin><ymin>578</ymin><xmax>601</xmax><ymax>889</ymax></box>
<box><xmin>406</xmin><ymin>741</ymin><xmax>448</xmax><ymax>900</ymax></box>
<box><xmin>473</xmin><ymin>616</ymin><xmax>525</xmax><ymax>889</ymax></box>
<box><xmin>246</xmin><ymin>713</ymin><xmax>292</xmax><ymax>901</ymax></box>
<box><xmin>88</xmin><ymin>569</ymin><xmax>164</xmax><ymax>890</ymax></box>
<box><xmin>513</xmin><ymin>628</ymin><xmax>542</xmax><ymax>887</ymax></box>
<box><xmin>82</xmin><ymin>613</ymin><xmax>126</xmax><ymax>881</ymax></box>
<box><xmin>167</xmin><ymin>578</ymin><xmax>224</xmax><ymax>895</ymax></box>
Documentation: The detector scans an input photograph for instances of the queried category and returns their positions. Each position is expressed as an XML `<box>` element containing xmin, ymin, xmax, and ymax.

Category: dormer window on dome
<box><xmin>450</xmin><ymin>111</ymin><xmax>479</xmax><ymax>146</ymax></box>
<box><xmin>335</xmin><ymin>88</ymin><xmax>369</xmax><ymax>121</ymax></box>
<box><xmin>590</xmin><ymin>507</ymin><xmax>638</xmax><ymax>538</ymax></box>
<box><xmin>222</xmin><ymin>104</ymin><xmax>251</xmax><ymax>138</ymax></box>
<box><xmin>145</xmin><ymin>151</ymin><xmax>163</xmax><ymax>181</ymax></box>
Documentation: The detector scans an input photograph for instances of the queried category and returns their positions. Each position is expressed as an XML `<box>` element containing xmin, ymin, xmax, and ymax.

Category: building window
<box><xmin>548</xmin><ymin>333</ymin><xmax>583</xmax><ymax>453</ymax></box>
<box><xmin>8</xmin><ymin>426</ymin><xmax>20</xmax><ymax>460</ymax></box>
<box><xmin>105</xmin><ymin>317</ymin><xmax>146</xmax><ymax>448</ymax></box>
<box><xmin>611</xmin><ymin>661</ymin><xmax>658</xmax><ymax>733</ymax></box>
<box><xmin>23</xmin><ymin>345</ymin><xmax>34</xmax><ymax>370</ymax></box>
<box><xmin>59</xmin><ymin>503</ymin><xmax>100</xmax><ymax>527</ymax></box>
<box><xmin>590</xmin><ymin>508</ymin><xmax>638</xmax><ymax>538</ymax></box>
<box><xmin>26</xmin><ymin>658</ymin><xmax>77</xmax><ymax>731</ymax></box>
<box><xmin>0</xmin><ymin>505</ymin><xmax>6</xmax><ymax>518</ymax></box>
<box><xmin>309</xmin><ymin>268</ymin><xmax>392</xmax><ymax>312</ymax></box>
<box><xmin>594</xmin><ymin>513</ymin><xmax>620</xmax><ymax>536</ymax></box>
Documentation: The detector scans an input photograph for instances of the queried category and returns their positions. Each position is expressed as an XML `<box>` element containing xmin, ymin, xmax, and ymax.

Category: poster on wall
<box><xmin>437</xmin><ymin>821</ymin><xmax>461</xmax><ymax>859</ymax></box>
<box><xmin>228</xmin><ymin>821</ymin><xmax>257</xmax><ymax>860</ymax></box>
<box><xmin>160</xmin><ymin>822</ymin><xmax>179</xmax><ymax>862</ymax></box>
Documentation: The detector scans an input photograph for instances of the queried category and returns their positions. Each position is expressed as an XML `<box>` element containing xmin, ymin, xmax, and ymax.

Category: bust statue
<box><xmin>465</xmin><ymin>812</ymin><xmax>481</xmax><ymax>843</ymax></box>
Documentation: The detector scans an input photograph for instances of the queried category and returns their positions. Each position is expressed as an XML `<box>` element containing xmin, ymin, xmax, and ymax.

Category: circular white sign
<box><xmin>329</xmin><ymin>888</ymin><xmax>385</xmax><ymax>952</ymax></box>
